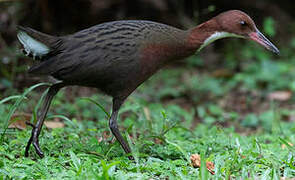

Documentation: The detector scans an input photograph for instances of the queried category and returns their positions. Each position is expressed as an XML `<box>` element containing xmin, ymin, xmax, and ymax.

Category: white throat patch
<box><xmin>197</xmin><ymin>32</ymin><xmax>244</xmax><ymax>52</ymax></box>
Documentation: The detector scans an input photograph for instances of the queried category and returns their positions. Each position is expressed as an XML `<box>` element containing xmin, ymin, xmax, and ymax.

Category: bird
<box><xmin>17</xmin><ymin>10</ymin><xmax>279</xmax><ymax>159</ymax></box>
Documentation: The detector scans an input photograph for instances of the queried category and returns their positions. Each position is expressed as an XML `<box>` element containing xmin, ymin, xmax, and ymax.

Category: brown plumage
<box><xmin>17</xmin><ymin>10</ymin><xmax>279</xmax><ymax>159</ymax></box>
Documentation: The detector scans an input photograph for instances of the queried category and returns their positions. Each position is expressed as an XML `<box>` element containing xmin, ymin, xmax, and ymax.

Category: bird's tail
<box><xmin>16</xmin><ymin>26</ymin><xmax>61</xmax><ymax>60</ymax></box>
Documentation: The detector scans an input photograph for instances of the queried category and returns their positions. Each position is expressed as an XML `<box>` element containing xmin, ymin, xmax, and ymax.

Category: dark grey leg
<box><xmin>25</xmin><ymin>82</ymin><xmax>65</xmax><ymax>158</ymax></box>
<box><xmin>109</xmin><ymin>98</ymin><xmax>133</xmax><ymax>160</ymax></box>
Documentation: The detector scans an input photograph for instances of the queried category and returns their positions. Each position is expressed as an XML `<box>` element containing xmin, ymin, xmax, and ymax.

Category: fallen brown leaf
<box><xmin>8</xmin><ymin>113</ymin><xmax>31</xmax><ymax>130</ymax></box>
<box><xmin>191</xmin><ymin>154</ymin><xmax>215</xmax><ymax>175</ymax></box>
<box><xmin>280</xmin><ymin>177</ymin><xmax>295</xmax><ymax>180</ymax></box>
<box><xmin>154</xmin><ymin>138</ymin><xmax>163</xmax><ymax>144</ymax></box>
<box><xmin>268</xmin><ymin>91</ymin><xmax>292</xmax><ymax>101</ymax></box>
<box><xmin>44</xmin><ymin>121</ymin><xmax>64</xmax><ymax>129</ymax></box>
<box><xmin>211</xmin><ymin>69</ymin><xmax>233</xmax><ymax>78</ymax></box>
<box><xmin>282</xmin><ymin>142</ymin><xmax>294</xmax><ymax>149</ymax></box>
<box><xmin>143</xmin><ymin>107</ymin><xmax>151</xmax><ymax>121</ymax></box>
<box><xmin>191</xmin><ymin>154</ymin><xmax>201</xmax><ymax>167</ymax></box>
<box><xmin>103</xmin><ymin>131</ymin><xmax>111</xmax><ymax>139</ymax></box>
<box><xmin>97</xmin><ymin>137</ymin><xmax>103</xmax><ymax>143</ymax></box>
<box><xmin>97</xmin><ymin>131</ymin><xmax>112</xmax><ymax>143</ymax></box>
<box><xmin>206</xmin><ymin>161</ymin><xmax>215</xmax><ymax>175</ymax></box>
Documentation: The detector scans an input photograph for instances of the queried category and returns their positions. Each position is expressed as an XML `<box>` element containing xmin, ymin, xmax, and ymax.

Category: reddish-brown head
<box><xmin>214</xmin><ymin>10</ymin><xmax>279</xmax><ymax>54</ymax></box>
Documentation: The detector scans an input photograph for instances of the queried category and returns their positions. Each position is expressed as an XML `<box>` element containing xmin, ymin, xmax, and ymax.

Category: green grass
<box><xmin>1</xmin><ymin>95</ymin><xmax>295</xmax><ymax>179</ymax></box>
<box><xmin>1</xmin><ymin>41</ymin><xmax>295</xmax><ymax>179</ymax></box>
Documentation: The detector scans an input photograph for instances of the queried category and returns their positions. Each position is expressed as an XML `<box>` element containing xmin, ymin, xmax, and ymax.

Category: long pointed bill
<box><xmin>249</xmin><ymin>30</ymin><xmax>280</xmax><ymax>55</ymax></box>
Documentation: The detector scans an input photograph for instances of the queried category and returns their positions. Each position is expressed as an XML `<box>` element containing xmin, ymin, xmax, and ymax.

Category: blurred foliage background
<box><xmin>1</xmin><ymin>0</ymin><xmax>295</xmax><ymax>126</ymax></box>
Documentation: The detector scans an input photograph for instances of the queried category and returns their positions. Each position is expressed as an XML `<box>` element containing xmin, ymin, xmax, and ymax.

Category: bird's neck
<box><xmin>187</xmin><ymin>19</ymin><xmax>240</xmax><ymax>52</ymax></box>
<box><xmin>187</xmin><ymin>19</ymin><xmax>220</xmax><ymax>51</ymax></box>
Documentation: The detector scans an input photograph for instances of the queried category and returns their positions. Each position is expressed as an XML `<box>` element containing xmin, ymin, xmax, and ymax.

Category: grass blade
<box><xmin>0</xmin><ymin>95</ymin><xmax>25</xmax><ymax>105</ymax></box>
<box><xmin>199</xmin><ymin>151</ymin><xmax>209</xmax><ymax>180</ymax></box>
<box><xmin>47</xmin><ymin>114</ymin><xmax>75</xmax><ymax>127</ymax></box>
<box><xmin>79</xmin><ymin>97</ymin><xmax>110</xmax><ymax>118</ymax></box>
<box><xmin>0</xmin><ymin>83</ymin><xmax>50</xmax><ymax>142</ymax></box>
<box><xmin>165</xmin><ymin>138</ymin><xmax>190</xmax><ymax>163</ymax></box>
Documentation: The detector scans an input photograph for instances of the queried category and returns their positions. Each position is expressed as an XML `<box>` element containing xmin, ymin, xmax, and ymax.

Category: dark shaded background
<box><xmin>2</xmin><ymin>0</ymin><xmax>293</xmax><ymax>40</ymax></box>
<box><xmin>0</xmin><ymin>0</ymin><xmax>294</xmax><ymax>94</ymax></box>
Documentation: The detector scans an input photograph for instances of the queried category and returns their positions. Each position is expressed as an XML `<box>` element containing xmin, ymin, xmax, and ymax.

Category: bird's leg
<box><xmin>109</xmin><ymin>98</ymin><xmax>133</xmax><ymax>160</ymax></box>
<box><xmin>25</xmin><ymin>82</ymin><xmax>65</xmax><ymax>158</ymax></box>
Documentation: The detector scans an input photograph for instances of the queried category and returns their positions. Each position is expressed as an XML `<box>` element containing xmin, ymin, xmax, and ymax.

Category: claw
<box><xmin>25</xmin><ymin>121</ymin><xmax>35</xmax><ymax>128</ymax></box>
<box><xmin>33</xmin><ymin>141</ymin><xmax>44</xmax><ymax>158</ymax></box>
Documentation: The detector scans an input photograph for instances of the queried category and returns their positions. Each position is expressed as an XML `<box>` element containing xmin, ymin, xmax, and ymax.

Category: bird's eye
<box><xmin>240</xmin><ymin>21</ymin><xmax>247</xmax><ymax>26</ymax></box>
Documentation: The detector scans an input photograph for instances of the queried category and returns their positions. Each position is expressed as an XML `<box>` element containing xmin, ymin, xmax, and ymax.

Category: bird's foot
<box><xmin>25</xmin><ymin>122</ymin><xmax>44</xmax><ymax>158</ymax></box>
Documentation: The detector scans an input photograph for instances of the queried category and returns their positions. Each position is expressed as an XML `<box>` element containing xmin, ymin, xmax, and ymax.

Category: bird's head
<box><xmin>214</xmin><ymin>10</ymin><xmax>279</xmax><ymax>54</ymax></box>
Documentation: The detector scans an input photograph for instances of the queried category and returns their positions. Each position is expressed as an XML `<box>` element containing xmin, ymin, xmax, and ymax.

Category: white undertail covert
<box><xmin>17</xmin><ymin>31</ymin><xmax>50</xmax><ymax>59</ymax></box>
